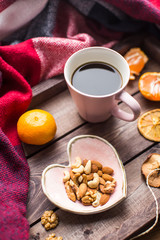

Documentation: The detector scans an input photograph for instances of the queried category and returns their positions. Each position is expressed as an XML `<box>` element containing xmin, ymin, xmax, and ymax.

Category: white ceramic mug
<box><xmin>64</xmin><ymin>47</ymin><xmax>141</xmax><ymax>123</ymax></box>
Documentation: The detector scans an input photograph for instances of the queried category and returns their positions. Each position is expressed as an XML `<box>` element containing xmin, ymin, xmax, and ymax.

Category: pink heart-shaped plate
<box><xmin>41</xmin><ymin>135</ymin><xmax>127</xmax><ymax>215</ymax></box>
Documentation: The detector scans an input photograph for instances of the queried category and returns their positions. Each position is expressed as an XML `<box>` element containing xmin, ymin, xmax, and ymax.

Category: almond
<box><xmin>91</xmin><ymin>164</ymin><xmax>98</xmax><ymax>173</ymax></box>
<box><xmin>78</xmin><ymin>183</ymin><xmax>87</xmax><ymax>198</ymax></box>
<box><xmin>83</xmin><ymin>159</ymin><xmax>88</xmax><ymax>167</ymax></box>
<box><xmin>99</xmin><ymin>184</ymin><xmax>105</xmax><ymax>193</ymax></box>
<box><xmin>100</xmin><ymin>194</ymin><xmax>110</xmax><ymax>206</ymax></box>
<box><xmin>97</xmin><ymin>170</ymin><xmax>103</xmax><ymax>177</ymax></box>
<box><xmin>91</xmin><ymin>160</ymin><xmax>102</xmax><ymax>169</ymax></box>
<box><xmin>102</xmin><ymin>173</ymin><xmax>114</xmax><ymax>182</ymax></box>
<box><xmin>82</xmin><ymin>174</ymin><xmax>88</xmax><ymax>185</ymax></box>
<box><xmin>86</xmin><ymin>173</ymin><xmax>94</xmax><ymax>181</ymax></box>
<box><xmin>99</xmin><ymin>177</ymin><xmax>105</xmax><ymax>185</ymax></box>
<box><xmin>102</xmin><ymin>166</ymin><xmax>114</xmax><ymax>175</ymax></box>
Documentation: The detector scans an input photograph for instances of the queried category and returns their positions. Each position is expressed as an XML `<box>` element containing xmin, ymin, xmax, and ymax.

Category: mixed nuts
<box><xmin>63</xmin><ymin>157</ymin><xmax>116</xmax><ymax>207</ymax></box>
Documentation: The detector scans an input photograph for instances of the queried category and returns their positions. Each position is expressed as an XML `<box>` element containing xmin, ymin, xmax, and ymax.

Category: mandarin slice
<box><xmin>139</xmin><ymin>72</ymin><xmax>160</xmax><ymax>101</ymax></box>
<box><xmin>137</xmin><ymin>109</ymin><xmax>160</xmax><ymax>142</ymax></box>
<box><xmin>124</xmin><ymin>48</ymin><xmax>148</xmax><ymax>80</ymax></box>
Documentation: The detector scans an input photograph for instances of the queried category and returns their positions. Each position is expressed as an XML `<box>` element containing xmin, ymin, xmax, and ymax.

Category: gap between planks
<box><xmin>24</xmin><ymin>47</ymin><xmax>160</xmax><ymax>159</ymax></box>
<box><xmin>29</xmin><ymin>141</ymin><xmax>160</xmax><ymax>230</ymax></box>
<box><xmin>29</xmin><ymin>143</ymin><xmax>160</xmax><ymax>240</ymax></box>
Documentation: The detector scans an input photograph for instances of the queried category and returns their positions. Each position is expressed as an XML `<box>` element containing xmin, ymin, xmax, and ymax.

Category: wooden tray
<box><xmin>27</xmin><ymin>35</ymin><xmax>160</xmax><ymax>240</ymax></box>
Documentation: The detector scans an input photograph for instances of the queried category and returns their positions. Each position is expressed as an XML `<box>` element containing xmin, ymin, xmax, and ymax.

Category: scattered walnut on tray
<box><xmin>45</xmin><ymin>233</ymin><xmax>63</xmax><ymax>240</ymax></box>
<box><xmin>63</xmin><ymin>157</ymin><xmax>116</xmax><ymax>207</ymax></box>
<box><xmin>41</xmin><ymin>210</ymin><xmax>59</xmax><ymax>230</ymax></box>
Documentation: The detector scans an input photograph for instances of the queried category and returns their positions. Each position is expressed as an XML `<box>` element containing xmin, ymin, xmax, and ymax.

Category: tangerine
<box><xmin>124</xmin><ymin>48</ymin><xmax>148</xmax><ymax>80</ymax></box>
<box><xmin>138</xmin><ymin>72</ymin><xmax>160</xmax><ymax>101</ymax></box>
<box><xmin>17</xmin><ymin>109</ymin><xmax>57</xmax><ymax>145</ymax></box>
<box><xmin>137</xmin><ymin>109</ymin><xmax>160</xmax><ymax>142</ymax></box>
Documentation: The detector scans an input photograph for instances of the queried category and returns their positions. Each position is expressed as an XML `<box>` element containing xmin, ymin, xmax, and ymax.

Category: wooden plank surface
<box><xmin>26</xmin><ymin>36</ymin><xmax>160</xmax><ymax>240</ymax></box>
<box><xmin>26</xmin><ymin>91</ymin><xmax>160</xmax><ymax>224</ymax></box>
<box><xmin>24</xmin><ymin>90</ymin><xmax>85</xmax><ymax>157</ymax></box>
<box><xmin>23</xmin><ymin>38</ymin><xmax>160</xmax><ymax>158</ymax></box>
<box><xmin>29</xmin><ymin>143</ymin><xmax>160</xmax><ymax>240</ymax></box>
<box><xmin>30</xmin><ymin>74</ymin><xmax>66</xmax><ymax>109</ymax></box>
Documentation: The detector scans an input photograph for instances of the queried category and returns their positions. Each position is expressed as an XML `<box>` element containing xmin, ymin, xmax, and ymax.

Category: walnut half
<box><xmin>41</xmin><ymin>210</ymin><xmax>59</xmax><ymax>230</ymax></box>
<box><xmin>45</xmin><ymin>233</ymin><xmax>63</xmax><ymax>240</ymax></box>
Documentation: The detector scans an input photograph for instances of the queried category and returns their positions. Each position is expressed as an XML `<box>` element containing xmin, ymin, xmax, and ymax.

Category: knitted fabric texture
<box><xmin>0</xmin><ymin>0</ymin><xmax>160</xmax><ymax>239</ymax></box>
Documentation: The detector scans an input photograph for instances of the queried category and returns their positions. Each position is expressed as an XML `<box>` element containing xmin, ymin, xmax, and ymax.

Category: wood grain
<box><xmin>27</xmin><ymin>36</ymin><xmax>160</xmax><ymax>240</ymax></box>
<box><xmin>23</xmin><ymin>46</ymin><xmax>160</xmax><ymax>158</ymax></box>
<box><xmin>112</xmin><ymin>33</ymin><xmax>146</xmax><ymax>55</ymax></box>
<box><xmin>26</xmin><ymin>91</ymin><xmax>160</xmax><ymax>224</ymax></box>
<box><xmin>29</xmin><ymin>144</ymin><xmax>160</xmax><ymax>240</ymax></box>
<box><xmin>136</xmin><ymin>221</ymin><xmax>160</xmax><ymax>240</ymax></box>
<box><xmin>30</xmin><ymin>75</ymin><xmax>66</xmax><ymax>109</ymax></box>
<box><xmin>144</xmin><ymin>36</ymin><xmax>160</xmax><ymax>65</ymax></box>
<box><xmin>23</xmin><ymin>90</ymin><xmax>85</xmax><ymax>157</ymax></box>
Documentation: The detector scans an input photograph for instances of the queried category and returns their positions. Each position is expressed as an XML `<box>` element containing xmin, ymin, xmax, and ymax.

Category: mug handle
<box><xmin>111</xmin><ymin>91</ymin><xmax>141</xmax><ymax>121</ymax></box>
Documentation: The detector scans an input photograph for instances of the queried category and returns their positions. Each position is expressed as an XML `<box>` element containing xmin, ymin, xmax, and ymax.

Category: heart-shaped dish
<box><xmin>41</xmin><ymin>135</ymin><xmax>127</xmax><ymax>215</ymax></box>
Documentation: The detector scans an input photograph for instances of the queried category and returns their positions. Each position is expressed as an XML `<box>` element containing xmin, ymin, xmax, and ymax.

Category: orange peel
<box><xmin>17</xmin><ymin>109</ymin><xmax>57</xmax><ymax>145</ymax></box>
<box><xmin>124</xmin><ymin>47</ymin><xmax>148</xmax><ymax>80</ymax></box>
<box><xmin>139</xmin><ymin>72</ymin><xmax>160</xmax><ymax>101</ymax></box>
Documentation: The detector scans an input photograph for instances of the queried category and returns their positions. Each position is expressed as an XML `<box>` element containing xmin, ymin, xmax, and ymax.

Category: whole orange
<box><xmin>17</xmin><ymin>109</ymin><xmax>57</xmax><ymax>145</ymax></box>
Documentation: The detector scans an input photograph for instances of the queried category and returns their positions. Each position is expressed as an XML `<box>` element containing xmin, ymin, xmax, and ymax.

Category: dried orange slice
<box><xmin>124</xmin><ymin>48</ymin><xmax>148</xmax><ymax>80</ymax></box>
<box><xmin>138</xmin><ymin>72</ymin><xmax>160</xmax><ymax>101</ymax></box>
<box><xmin>141</xmin><ymin>153</ymin><xmax>160</xmax><ymax>187</ymax></box>
<box><xmin>137</xmin><ymin>109</ymin><xmax>160</xmax><ymax>142</ymax></box>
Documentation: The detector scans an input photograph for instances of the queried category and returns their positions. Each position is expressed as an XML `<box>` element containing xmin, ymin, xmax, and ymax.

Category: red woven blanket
<box><xmin>0</xmin><ymin>0</ymin><xmax>160</xmax><ymax>239</ymax></box>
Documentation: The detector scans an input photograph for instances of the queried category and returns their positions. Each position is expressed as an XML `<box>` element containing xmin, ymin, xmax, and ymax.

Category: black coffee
<box><xmin>71</xmin><ymin>62</ymin><xmax>122</xmax><ymax>96</ymax></box>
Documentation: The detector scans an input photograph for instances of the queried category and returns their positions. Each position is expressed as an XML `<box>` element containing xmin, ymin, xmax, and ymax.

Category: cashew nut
<box><xmin>72</xmin><ymin>165</ymin><xmax>84</xmax><ymax>174</ymax></box>
<box><xmin>87</xmin><ymin>173</ymin><xmax>99</xmax><ymax>188</ymax></box>
<box><xmin>92</xmin><ymin>191</ymin><xmax>101</xmax><ymax>207</ymax></box>
<box><xmin>84</xmin><ymin>160</ymin><xmax>91</xmax><ymax>174</ymax></box>
<box><xmin>78</xmin><ymin>175</ymin><xmax>83</xmax><ymax>183</ymax></box>
<box><xmin>63</xmin><ymin>170</ymin><xmax>70</xmax><ymax>183</ymax></box>
<box><xmin>71</xmin><ymin>156</ymin><xmax>82</xmax><ymax>169</ymax></box>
